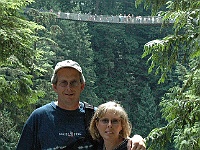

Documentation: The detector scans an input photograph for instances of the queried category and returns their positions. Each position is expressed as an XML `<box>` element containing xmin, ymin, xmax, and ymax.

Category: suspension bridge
<box><xmin>56</xmin><ymin>11</ymin><xmax>168</xmax><ymax>25</ymax></box>
<box><xmin>27</xmin><ymin>8</ymin><xmax>174</xmax><ymax>25</ymax></box>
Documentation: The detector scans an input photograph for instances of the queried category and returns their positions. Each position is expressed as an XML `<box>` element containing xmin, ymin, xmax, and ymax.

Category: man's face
<box><xmin>52</xmin><ymin>67</ymin><xmax>85</xmax><ymax>109</ymax></box>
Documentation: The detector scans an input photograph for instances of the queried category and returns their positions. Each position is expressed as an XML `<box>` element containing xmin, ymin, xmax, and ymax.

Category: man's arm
<box><xmin>16</xmin><ymin>124</ymin><xmax>37</xmax><ymax>150</ymax></box>
<box><xmin>127</xmin><ymin>135</ymin><xmax>146</xmax><ymax>150</ymax></box>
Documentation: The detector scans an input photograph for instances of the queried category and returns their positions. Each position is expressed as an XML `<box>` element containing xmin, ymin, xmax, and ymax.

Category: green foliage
<box><xmin>0</xmin><ymin>56</ymin><xmax>44</xmax><ymax>107</ymax></box>
<box><xmin>138</xmin><ymin>0</ymin><xmax>200</xmax><ymax>83</ymax></box>
<box><xmin>145</xmin><ymin>61</ymin><xmax>200</xmax><ymax>150</ymax></box>
<box><xmin>142</xmin><ymin>37</ymin><xmax>180</xmax><ymax>84</ymax></box>
<box><xmin>0</xmin><ymin>0</ymin><xmax>44</xmax><ymax>63</ymax></box>
<box><xmin>24</xmin><ymin>6</ymin><xmax>64</xmax><ymax>107</ymax></box>
<box><xmin>174</xmin><ymin>122</ymin><xmax>200</xmax><ymax>150</ymax></box>
<box><xmin>0</xmin><ymin>109</ymin><xmax>20</xmax><ymax>150</ymax></box>
<box><xmin>26</xmin><ymin>8</ymin><xmax>58</xmax><ymax>26</ymax></box>
<box><xmin>0</xmin><ymin>1</ymin><xmax>57</xmax><ymax>147</ymax></box>
<box><xmin>0</xmin><ymin>0</ymin><xmax>47</xmax><ymax>107</ymax></box>
<box><xmin>135</xmin><ymin>0</ymin><xmax>167</xmax><ymax>15</ymax></box>
<box><xmin>134</xmin><ymin>84</ymin><xmax>163</xmax><ymax>137</ymax></box>
<box><xmin>135</xmin><ymin>0</ymin><xmax>200</xmax><ymax>149</ymax></box>
<box><xmin>146</xmin><ymin>125</ymin><xmax>175</xmax><ymax>150</ymax></box>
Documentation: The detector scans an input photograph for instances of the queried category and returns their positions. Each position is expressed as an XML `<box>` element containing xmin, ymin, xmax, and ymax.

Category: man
<box><xmin>16</xmin><ymin>60</ymin><xmax>146</xmax><ymax>150</ymax></box>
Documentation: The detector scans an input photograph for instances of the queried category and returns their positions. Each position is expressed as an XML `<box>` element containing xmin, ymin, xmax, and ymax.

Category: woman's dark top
<box><xmin>97</xmin><ymin>139</ymin><xmax>128</xmax><ymax>150</ymax></box>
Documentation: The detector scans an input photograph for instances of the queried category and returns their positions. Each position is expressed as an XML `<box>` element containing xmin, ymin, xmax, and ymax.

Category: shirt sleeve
<box><xmin>16</xmin><ymin>112</ymin><xmax>41</xmax><ymax>150</ymax></box>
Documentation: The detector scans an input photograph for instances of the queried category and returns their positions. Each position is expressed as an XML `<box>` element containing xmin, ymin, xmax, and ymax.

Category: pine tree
<box><xmin>134</xmin><ymin>84</ymin><xmax>163</xmax><ymax>137</ymax></box>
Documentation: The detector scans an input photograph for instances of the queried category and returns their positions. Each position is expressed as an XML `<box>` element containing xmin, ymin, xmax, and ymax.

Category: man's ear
<box><xmin>52</xmin><ymin>84</ymin><xmax>57</xmax><ymax>92</ymax></box>
<box><xmin>81</xmin><ymin>83</ymin><xmax>85</xmax><ymax>91</ymax></box>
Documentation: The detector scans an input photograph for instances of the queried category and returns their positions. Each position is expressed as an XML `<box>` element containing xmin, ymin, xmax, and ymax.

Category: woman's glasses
<box><xmin>99</xmin><ymin>118</ymin><xmax>121</xmax><ymax>125</ymax></box>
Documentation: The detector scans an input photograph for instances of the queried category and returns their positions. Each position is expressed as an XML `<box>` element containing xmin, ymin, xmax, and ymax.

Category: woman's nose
<box><xmin>107</xmin><ymin>121</ymin><xmax>112</xmax><ymax>127</ymax></box>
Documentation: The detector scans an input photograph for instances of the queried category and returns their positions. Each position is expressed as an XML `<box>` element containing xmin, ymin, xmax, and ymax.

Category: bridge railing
<box><xmin>58</xmin><ymin>12</ymin><xmax>164</xmax><ymax>24</ymax></box>
<box><xmin>25</xmin><ymin>8</ymin><xmax>173</xmax><ymax>25</ymax></box>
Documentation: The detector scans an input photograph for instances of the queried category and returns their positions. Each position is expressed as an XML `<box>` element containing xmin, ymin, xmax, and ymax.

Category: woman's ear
<box><xmin>96</xmin><ymin>120</ymin><xmax>99</xmax><ymax>128</ymax></box>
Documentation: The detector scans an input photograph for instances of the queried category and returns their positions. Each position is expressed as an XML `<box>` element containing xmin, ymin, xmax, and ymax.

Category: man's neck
<box><xmin>54</xmin><ymin>101</ymin><xmax>79</xmax><ymax>110</ymax></box>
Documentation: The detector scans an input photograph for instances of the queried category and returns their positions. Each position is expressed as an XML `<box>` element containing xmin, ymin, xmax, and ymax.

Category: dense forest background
<box><xmin>0</xmin><ymin>0</ymin><xmax>199</xmax><ymax>150</ymax></box>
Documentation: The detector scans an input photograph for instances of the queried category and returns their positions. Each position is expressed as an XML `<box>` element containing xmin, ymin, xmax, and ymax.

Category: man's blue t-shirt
<box><xmin>16</xmin><ymin>101</ymin><xmax>95</xmax><ymax>150</ymax></box>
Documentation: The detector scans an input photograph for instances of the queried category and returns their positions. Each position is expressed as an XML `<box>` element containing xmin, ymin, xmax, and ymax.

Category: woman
<box><xmin>89</xmin><ymin>101</ymin><xmax>132</xmax><ymax>150</ymax></box>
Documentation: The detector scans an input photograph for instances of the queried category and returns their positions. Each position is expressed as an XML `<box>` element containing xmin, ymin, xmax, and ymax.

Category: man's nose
<box><xmin>65</xmin><ymin>84</ymin><xmax>72</xmax><ymax>89</ymax></box>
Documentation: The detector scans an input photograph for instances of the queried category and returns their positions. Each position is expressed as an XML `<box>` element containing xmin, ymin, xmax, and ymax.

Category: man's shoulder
<box><xmin>31</xmin><ymin>102</ymin><xmax>53</xmax><ymax>115</ymax></box>
<box><xmin>25</xmin><ymin>102</ymin><xmax>53</xmax><ymax>125</ymax></box>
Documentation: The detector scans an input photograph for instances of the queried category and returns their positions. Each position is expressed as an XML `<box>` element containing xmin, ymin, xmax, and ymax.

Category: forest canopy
<box><xmin>0</xmin><ymin>0</ymin><xmax>199</xmax><ymax>149</ymax></box>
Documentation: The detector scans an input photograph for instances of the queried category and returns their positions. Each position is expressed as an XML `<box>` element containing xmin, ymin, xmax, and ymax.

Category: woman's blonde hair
<box><xmin>89</xmin><ymin>101</ymin><xmax>132</xmax><ymax>141</ymax></box>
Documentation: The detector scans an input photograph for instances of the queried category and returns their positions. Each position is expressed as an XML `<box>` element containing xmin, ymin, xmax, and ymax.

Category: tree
<box><xmin>0</xmin><ymin>0</ymin><xmax>45</xmax><ymax>107</ymax></box>
<box><xmin>24</xmin><ymin>7</ymin><xmax>63</xmax><ymax>107</ymax></box>
<box><xmin>134</xmin><ymin>84</ymin><xmax>163</xmax><ymax>137</ymax></box>
<box><xmin>0</xmin><ymin>110</ymin><xmax>19</xmax><ymax>150</ymax></box>
<box><xmin>0</xmin><ymin>0</ymin><xmax>44</xmax><ymax>64</ymax></box>
<box><xmin>0</xmin><ymin>0</ymin><xmax>45</xmax><ymax>148</ymax></box>
<box><xmin>135</xmin><ymin>0</ymin><xmax>200</xmax><ymax>149</ymax></box>
<box><xmin>135</xmin><ymin>0</ymin><xmax>199</xmax><ymax>84</ymax></box>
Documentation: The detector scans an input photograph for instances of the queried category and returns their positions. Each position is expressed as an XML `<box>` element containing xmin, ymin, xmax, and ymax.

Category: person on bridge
<box><xmin>16</xmin><ymin>60</ymin><xmax>146</xmax><ymax>150</ymax></box>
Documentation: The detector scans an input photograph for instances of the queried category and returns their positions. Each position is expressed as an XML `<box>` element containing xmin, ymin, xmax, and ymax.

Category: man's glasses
<box><xmin>99</xmin><ymin>118</ymin><xmax>121</xmax><ymax>125</ymax></box>
<box><xmin>58</xmin><ymin>80</ymin><xmax>80</xmax><ymax>88</ymax></box>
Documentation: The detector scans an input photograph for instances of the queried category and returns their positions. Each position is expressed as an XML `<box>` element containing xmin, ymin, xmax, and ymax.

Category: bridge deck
<box><xmin>57</xmin><ymin>12</ymin><xmax>165</xmax><ymax>25</ymax></box>
<box><xmin>26</xmin><ymin>8</ymin><xmax>174</xmax><ymax>25</ymax></box>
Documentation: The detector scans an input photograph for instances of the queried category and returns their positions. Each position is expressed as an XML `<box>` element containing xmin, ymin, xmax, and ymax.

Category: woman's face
<box><xmin>96</xmin><ymin>110</ymin><xmax>122</xmax><ymax>142</ymax></box>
